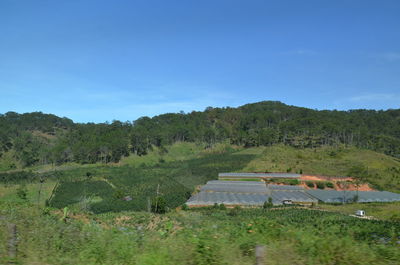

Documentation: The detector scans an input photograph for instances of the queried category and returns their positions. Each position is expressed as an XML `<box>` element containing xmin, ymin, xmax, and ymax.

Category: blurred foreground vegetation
<box><xmin>1</xmin><ymin>202</ymin><xmax>399</xmax><ymax>265</ymax></box>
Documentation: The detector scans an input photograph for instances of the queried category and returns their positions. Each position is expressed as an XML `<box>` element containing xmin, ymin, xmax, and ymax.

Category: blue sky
<box><xmin>1</xmin><ymin>0</ymin><xmax>399</xmax><ymax>123</ymax></box>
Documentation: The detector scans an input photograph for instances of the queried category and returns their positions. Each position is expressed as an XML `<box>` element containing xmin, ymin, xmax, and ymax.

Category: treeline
<box><xmin>1</xmin><ymin>101</ymin><xmax>400</xmax><ymax>168</ymax></box>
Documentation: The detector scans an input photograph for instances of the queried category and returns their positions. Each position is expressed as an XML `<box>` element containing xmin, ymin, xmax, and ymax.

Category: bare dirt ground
<box><xmin>300</xmin><ymin>175</ymin><xmax>374</xmax><ymax>191</ymax></box>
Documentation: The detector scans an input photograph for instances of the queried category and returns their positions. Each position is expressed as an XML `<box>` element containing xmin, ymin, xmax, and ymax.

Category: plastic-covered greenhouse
<box><xmin>306</xmin><ymin>190</ymin><xmax>400</xmax><ymax>203</ymax></box>
<box><xmin>271</xmin><ymin>190</ymin><xmax>317</xmax><ymax>204</ymax></box>
<box><xmin>186</xmin><ymin>192</ymin><xmax>269</xmax><ymax>206</ymax></box>
<box><xmin>201</xmin><ymin>180</ymin><xmax>268</xmax><ymax>193</ymax></box>
<box><xmin>186</xmin><ymin>179</ymin><xmax>400</xmax><ymax>207</ymax></box>
<box><xmin>267</xmin><ymin>184</ymin><xmax>304</xmax><ymax>190</ymax></box>
<box><xmin>218</xmin><ymin>172</ymin><xmax>301</xmax><ymax>179</ymax></box>
<box><xmin>186</xmin><ymin>180</ymin><xmax>317</xmax><ymax>206</ymax></box>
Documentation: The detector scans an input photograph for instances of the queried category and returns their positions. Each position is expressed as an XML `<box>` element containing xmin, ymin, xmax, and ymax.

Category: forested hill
<box><xmin>1</xmin><ymin>101</ymin><xmax>400</xmax><ymax>169</ymax></box>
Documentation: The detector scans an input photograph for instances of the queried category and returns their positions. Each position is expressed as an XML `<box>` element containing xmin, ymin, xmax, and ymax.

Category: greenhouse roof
<box><xmin>218</xmin><ymin>172</ymin><xmax>301</xmax><ymax>179</ymax></box>
<box><xmin>186</xmin><ymin>191</ymin><xmax>269</xmax><ymax>206</ymax></box>
<box><xmin>306</xmin><ymin>190</ymin><xmax>400</xmax><ymax>203</ymax></box>
<box><xmin>267</xmin><ymin>184</ymin><xmax>305</xmax><ymax>191</ymax></box>
<box><xmin>201</xmin><ymin>180</ymin><xmax>268</xmax><ymax>193</ymax></box>
<box><xmin>271</xmin><ymin>190</ymin><xmax>317</xmax><ymax>204</ymax></box>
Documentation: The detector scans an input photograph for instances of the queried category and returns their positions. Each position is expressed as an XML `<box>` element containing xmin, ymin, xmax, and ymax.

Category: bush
<box><xmin>263</xmin><ymin>197</ymin><xmax>273</xmax><ymax>209</ymax></box>
<box><xmin>151</xmin><ymin>196</ymin><xmax>167</xmax><ymax>214</ymax></box>
<box><xmin>181</xmin><ymin>204</ymin><xmax>189</xmax><ymax>211</ymax></box>
<box><xmin>228</xmin><ymin>205</ymin><xmax>241</xmax><ymax>216</ymax></box>
<box><xmin>239</xmin><ymin>241</ymin><xmax>255</xmax><ymax>256</ymax></box>
<box><xmin>282</xmin><ymin>179</ymin><xmax>300</xmax><ymax>185</ymax></box>
<box><xmin>306</xmin><ymin>181</ymin><xmax>314</xmax><ymax>188</ymax></box>
<box><xmin>219</xmin><ymin>203</ymin><xmax>226</xmax><ymax>210</ymax></box>
<box><xmin>316</xmin><ymin>182</ymin><xmax>325</xmax><ymax>189</ymax></box>
<box><xmin>326</xmin><ymin>182</ymin><xmax>334</xmax><ymax>189</ymax></box>
<box><xmin>16</xmin><ymin>184</ymin><xmax>28</xmax><ymax>201</ymax></box>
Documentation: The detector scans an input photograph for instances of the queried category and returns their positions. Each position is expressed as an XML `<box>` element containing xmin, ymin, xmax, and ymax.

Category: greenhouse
<box><xmin>186</xmin><ymin>180</ymin><xmax>318</xmax><ymax>206</ymax></box>
<box><xmin>186</xmin><ymin>192</ymin><xmax>269</xmax><ymax>206</ymax></box>
<box><xmin>306</xmin><ymin>190</ymin><xmax>400</xmax><ymax>203</ymax></box>
<box><xmin>218</xmin><ymin>172</ymin><xmax>301</xmax><ymax>179</ymax></box>
<box><xmin>267</xmin><ymin>184</ymin><xmax>305</xmax><ymax>190</ymax></box>
<box><xmin>271</xmin><ymin>190</ymin><xmax>317</xmax><ymax>205</ymax></box>
<box><xmin>201</xmin><ymin>180</ymin><xmax>268</xmax><ymax>193</ymax></box>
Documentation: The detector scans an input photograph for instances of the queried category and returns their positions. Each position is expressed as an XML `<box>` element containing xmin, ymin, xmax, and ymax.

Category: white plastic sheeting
<box><xmin>201</xmin><ymin>180</ymin><xmax>268</xmax><ymax>193</ymax></box>
<box><xmin>186</xmin><ymin>192</ymin><xmax>269</xmax><ymax>206</ymax></box>
<box><xmin>218</xmin><ymin>172</ymin><xmax>301</xmax><ymax>179</ymax></box>
<box><xmin>306</xmin><ymin>190</ymin><xmax>400</xmax><ymax>203</ymax></box>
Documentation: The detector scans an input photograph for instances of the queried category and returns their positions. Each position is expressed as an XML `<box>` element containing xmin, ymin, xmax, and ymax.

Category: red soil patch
<box><xmin>299</xmin><ymin>175</ymin><xmax>374</xmax><ymax>191</ymax></box>
<box><xmin>300</xmin><ymin>175</ymin><xmax>353</xmax><ymax>182</ymax></box>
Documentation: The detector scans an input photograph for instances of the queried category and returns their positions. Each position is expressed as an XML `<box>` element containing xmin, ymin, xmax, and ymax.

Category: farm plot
<box><xmin>48</xmin><ymin>152</ymin><xmax>256</xmax><ymax>213</ymax></box>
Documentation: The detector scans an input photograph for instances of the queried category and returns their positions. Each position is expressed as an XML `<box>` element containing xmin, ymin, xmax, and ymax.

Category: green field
<box><xmin>1</xmin><ymin>143</ymin><xmax>400</xmax><ymax>264</ymax></box>
<box><xmin>1</xmin><ymin>202</ymin><xmax>399</xmax><ymax>265</ymax></box>
<box><xmin>1</xmin><ymin>143</ymin><xmax>400</xmax><ymax>214</ymax></box>
<box><xmin>45</xmin><ymin>145</ymin><xmax>255</xmax><ymax>213</ymax></box>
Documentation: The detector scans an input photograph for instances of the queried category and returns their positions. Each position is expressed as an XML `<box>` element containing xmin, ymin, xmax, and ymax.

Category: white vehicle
<box><xmin>282</xmin><ymin>200</ymin><xmax>293</xmax><ymax>205</ymax></box>
<box><xmin>355</xmin><ymin>210</ymin><xmax>365</xmax><ymax>217</ymax></box>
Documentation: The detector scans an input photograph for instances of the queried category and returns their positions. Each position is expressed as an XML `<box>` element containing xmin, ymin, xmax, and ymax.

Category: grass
<box><xmin>243</xmin><ymin>144</ymin><xmax>400</xmax><ymax>192</ymax></box>
<box><xmin>0</xmin><ymin>150</ymin><xmax>20</xmax><ymax>171</ymax></box>
<box><xmin>1</xmin><ymin>144</ymin><xmax>400</xmax><ymax>264</ymax></box>
<box><xmin>0</xmin><ymin>181</ymin><xmax>57</xmax><ymax>206</ymax></box>
<box><xmin>317</xmin><ymin>202</ymin><xmax>400</xmax><ymax>221</ymax></box>
<box><xmin>45</xmin><ymin>149</ymin><xmax>256</xmax><ymax>213</ymax></box>
<box><xmin>2</xmin><ymin>144</ymin><xmax>400</xmax><ymax>213</ymax></box>
<box><xmin>119</xmin><ymin>142</ymin><xmax>205</xmax><ymax>167</ymax></box>
<box><xmin>1</xmin><ymin>202</ymin><xmax>399</xmax><ymax>265</ymax></box>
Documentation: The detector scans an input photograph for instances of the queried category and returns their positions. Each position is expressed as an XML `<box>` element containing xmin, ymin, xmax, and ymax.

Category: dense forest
<box><xmin>1</xmin><ymin>101</ymin><xmax>400</xmax><ymax>169</ymax></box>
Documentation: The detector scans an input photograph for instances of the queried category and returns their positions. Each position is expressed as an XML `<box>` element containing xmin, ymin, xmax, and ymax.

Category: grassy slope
<box><xmin>0</xmin><ymin>150</ymin><xmax>21</xmax><ymax>171</ymax></box>
<box><xmin>45</xmin><ymin>142</ymin><xmax>254</xmax><ymax>213</ymax></box>
<box><xmin>1</xmin><ymin>143</ymin><xmax>400</xmax><ymax>216</ymax></box>
<box><xmin>1</xmin><ymin>143</ymin><xmax>400</xmax><ymax>264</ymax></box>
<box><xmin>241</xmin><ymin>145</ymin><xmax>400</xmax><ymax>192</ymax></box>
<box><xmin>317</xmin><ymin>202</ymin><xmax>400</xmax><ymax>221</ymax></box>
<box><xmin>0</xmin><ymin>181</ymin><xmax>56</xmax><ymax>205</ymax></box>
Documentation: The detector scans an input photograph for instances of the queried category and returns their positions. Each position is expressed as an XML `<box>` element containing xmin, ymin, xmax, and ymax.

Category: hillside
<box><xmin>1</xmin><ymin>101</ymin><xmax>400</xmax><ymax>170</ymax></box>
<box><xmin>239</xmin><ymin>145</ymin><xmax>400</xmax><ymax>192</ymax></box>
<box><xmin>1</xmin><ymin>143</ymin><xmax>400</xmax><ymax>264</ymax></box>
<box><xmin>2</xmin><ymin>142</ymin><xmax>399</xmax><ymax>215</ymax></box>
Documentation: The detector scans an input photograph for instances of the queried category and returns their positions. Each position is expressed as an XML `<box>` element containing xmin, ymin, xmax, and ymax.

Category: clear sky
<box><xmin>1</xmin><ymin>0</ymin><xmax>399</xmax><ymax>122</ymax></box>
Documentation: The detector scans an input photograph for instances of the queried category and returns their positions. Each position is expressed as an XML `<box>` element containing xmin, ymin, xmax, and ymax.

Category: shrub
<box><xmin>228</xmin><ymin>205</ymin><xmax>241</xmax><ymax>216</ymax></box>
<box><xmin>151</xmin><ymin>196</ymin><xmax>167</xmax><ymax>214</ymax></box>
<box><xmin>316</xmin><ymin>182</ymin><xmax>325</xmax><ymax>189</ymax></box>
<box><xmin>263</xmin><ymin>197</ymin><xmax>273</xmax><ymax>209</ymax></box>
<box><xmin>181</xmin><ymin>204</ymin><xmax>189</xmax><ymax>211</ymax></box>
<box><xmin>239</xmin><ymin>241</ymin><xmax>255</xmax><ymax>256</ymax></box>
<box><xmin>282</xmin><ymin>179</ymin><xmax>300</xmax><ymax>185</ymax></box>
<box><xmin>306</xmin><ymin>181</ymin><xmax>314</xmax><ymax>188</ymax></box>
<box><xmin>325</xmin><ymin>182</ymin><xmax>334</xmax><ymax>189</ymax></box>
<box><xmin>195</xmin><ymin>238</ymin><xmax>221</xmax><ymax>265</ymax></box>
<box><xmin>16</xmin><ymin>184</ymin><xmax>28</xmax><ymax>201</ymax></box>
<box><xmin>219</xmin><ymin>203</ymin><xmax>226</xmax><ymax>210</ymax></box>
